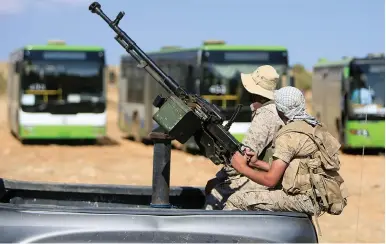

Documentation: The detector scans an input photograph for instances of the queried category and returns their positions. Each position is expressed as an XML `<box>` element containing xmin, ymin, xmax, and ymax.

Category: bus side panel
<box><xmin>143</xmin><ymin>73</ymin><xmax>155</xmax><ymax>135</ymax></box>
<box><xmin>312</xmin><ymin>66</ymin><xmax>342</xmax><ymax>140</ymax></box>
<box><xmin>345</xmin><ymin>120</ymin><xmax>385</xmax><ymax>149</ymax></box>
<box><xmin>7</xmin><ymin>56</ymin><xmax>20</xmax><ymax>138</ymax></box>
<box><xmin>118</xmin><ymin>76</ymin><xmax>128</xmax><ymax>132</ymax></box>
<box><xmin>13</xmin><ymin>75</ymin><xmax>20</xmax><ymax>137</ymax></box>
<box><xmin>311</xmin><ymin>69</ymin><xmax>324</xmax><ymax>123</ymax></box>
<box><xmin>7</xmin><ymin>61</ymin><xmax>13</xmax><ymax>133</ymax></box>
<box><xmin>226</xmin><ymin>121</ymin><xmax>251</xmax><ymax>142</ymax></box>
<box><xmin>324</xmin><ymin>67</ymin><xmax>343</xmax><ymax>140</ymax></box>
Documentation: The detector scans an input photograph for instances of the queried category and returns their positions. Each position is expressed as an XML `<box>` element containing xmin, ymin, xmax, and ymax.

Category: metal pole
<box><xmin>149</xmin><ymin>130</ymin><xmax>173</xmax><ymax>208</ymax></box>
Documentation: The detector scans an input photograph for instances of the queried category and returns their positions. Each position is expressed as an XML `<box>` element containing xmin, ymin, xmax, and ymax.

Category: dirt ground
<box><xmin>0</xmin><ymin>87</ymin><xmax>384</xmax><ymax>243</ymax></box>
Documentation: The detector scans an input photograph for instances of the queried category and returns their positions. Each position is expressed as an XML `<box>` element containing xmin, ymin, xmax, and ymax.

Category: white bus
<box><xmin>8</xmin><ymin>41</ymin><xmax>107</xmax><ymax>142</ymax></box>
<box><xmin>118</xmin><ymin>40</ymin><xmax>291</xmax><ymax>151</ymax></box>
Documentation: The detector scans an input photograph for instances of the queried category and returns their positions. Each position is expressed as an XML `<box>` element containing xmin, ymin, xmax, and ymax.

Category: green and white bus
<box><xmin>7</xmin><ymin>40</ymin><xmax>107</xmax><ymax>141</ymax></box>
<box><xmin>118</xmin><ymin>40</ymin><xmax>291</xmax><ymax>151</ymax></box>
<box><xmin>312</xmin><ymin>53</ymin><xmax>385</xmax><ymax>150</ymax></box>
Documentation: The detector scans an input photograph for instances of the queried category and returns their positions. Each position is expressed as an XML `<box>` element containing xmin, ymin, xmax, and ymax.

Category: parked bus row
<box><xmin>118</xmin><ymin>40</ymin><xmax>294</xmax><ymax>151</ymax></box>
<box><xmin>118</xmin><ymin>40</ymin><xmax>385</xmax><ymax>152</ymax></box>
<box><xmin>6</xmin><ymin>40</ymin><xmax>384</xmax><ymax>151</ymax></box>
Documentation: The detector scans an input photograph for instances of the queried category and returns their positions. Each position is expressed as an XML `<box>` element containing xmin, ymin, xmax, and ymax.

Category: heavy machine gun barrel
<box><xmin>88</xmin><ymin>2</ymin><xmax>251</xmax><ymax>165</ymax></box>
<box><xmin>88</xmin><ymin>2</ymin><xmax>180</xmax><ymax>96</ymax></box>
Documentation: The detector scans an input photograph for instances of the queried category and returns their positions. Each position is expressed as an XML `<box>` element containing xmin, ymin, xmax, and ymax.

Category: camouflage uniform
<box><xmin>222</xmin><ymin>126</ymin><xmax>317</xmax><ymax>214</ymax></box>
<box><xmin>223</xmin><ymin>88</ymin><xmax>348</xmax><ymax>234</ymax></box>
<box><xmin>204</xmin><ymin>102</ymin><xmax>283</xmax><ymax>210</ymax></box>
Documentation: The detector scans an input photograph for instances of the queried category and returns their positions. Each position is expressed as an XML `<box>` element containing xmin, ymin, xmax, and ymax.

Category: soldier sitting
<box><xmin>204</xmin><ymin>65</ymin><xmax>284</xmax><ymax>210</ymax></box>
<box><xmin>224</xmin><ymin>86</ymin><xmax>349</xmax><ymax>233</ymax></box>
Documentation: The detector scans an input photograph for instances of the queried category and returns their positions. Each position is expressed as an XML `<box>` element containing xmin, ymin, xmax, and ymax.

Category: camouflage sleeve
<box><xmin>242</xmin><ymin>110</ymin><xmax>278</xmax><ymax>156</ymax></box>
<box><xmin>272</xmin><ymin>133</ymin><xmax>302</xmax><ymax>163</ymax></box>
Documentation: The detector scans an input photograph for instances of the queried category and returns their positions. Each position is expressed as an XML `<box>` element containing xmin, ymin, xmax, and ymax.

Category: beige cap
<box><xmin>241</xmin><ymin>65</ymin><xmax>280</xmax><ymax>100</ymax></box>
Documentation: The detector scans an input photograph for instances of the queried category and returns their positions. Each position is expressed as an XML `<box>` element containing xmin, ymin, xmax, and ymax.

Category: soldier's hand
<box><xmin>244</xmin><ymin>149</ymin><xmax>258</xmax><ymax>164</ymax></box>
<box><xmin>231</xmin><ymin>151</ymin><xmax>249</xmax><ymax>173</ymax></box>
<box><xmin>248</xmin><ymin>160</ymin><xmax>265</xmax><ymax>169</ymax></box>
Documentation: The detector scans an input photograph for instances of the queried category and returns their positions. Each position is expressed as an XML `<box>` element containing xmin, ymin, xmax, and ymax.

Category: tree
<box><xmin>291</xmin><ymin>64</ymin><xmax>312</xmax><ymax>91</ymax></box>
<box><xmin>0</xmin><ymin>72</ymin><xmax>6</xmax><ymax>95</ymax></box>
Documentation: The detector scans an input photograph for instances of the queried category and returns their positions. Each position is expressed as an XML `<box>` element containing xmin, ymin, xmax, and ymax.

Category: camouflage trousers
<box><xmin>222</xmin><ymin>188</ymin><xmax>317</xmax><ymax>215</ymax></box>
<box><xmin>204</xmin><ymin>166</ymin><xmax>269</xmax><ymax>210</ymax></box>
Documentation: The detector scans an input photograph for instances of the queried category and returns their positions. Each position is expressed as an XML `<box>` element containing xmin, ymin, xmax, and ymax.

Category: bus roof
<box><xmin>313</xmin><ymin>57</ymin><xmax>353</xmax><ymax>68</ymax></box>
<box><xmin>24</xmin><ymin>45</ymin><xmax>104</xmax><ymax>52</ymax></box>
<box><xmin>145</xmin><ymin>44</ymin><xmax>287</xmax><ymax>55</ymax></box>
<box><xmin>313</xmin><ymin>53</ymin><xmax>385</xmax><ymax>69</ymax></box>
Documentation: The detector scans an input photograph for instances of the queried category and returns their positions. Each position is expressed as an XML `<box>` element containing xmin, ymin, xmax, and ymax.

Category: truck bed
<box><xmin>0</xmin><ymin>178</ymin><xmax>318</xmax><ymax>243</ymax></box>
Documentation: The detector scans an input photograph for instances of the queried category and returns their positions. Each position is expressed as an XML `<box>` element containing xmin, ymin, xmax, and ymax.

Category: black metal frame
<box><xmin>149</xmin><ymin>130</ymin><xmax>173</xmax><ymax>208</ymax></box>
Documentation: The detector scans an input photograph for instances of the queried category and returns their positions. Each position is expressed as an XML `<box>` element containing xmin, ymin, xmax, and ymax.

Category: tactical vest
<box><xmin>257</xmin><ymin>141</ymin><xmax>274</xmax><ymax>164</ymax></box>
<box><xmin>273</xmin><ymin>120</ymin><xmax>349</xmax><ymax>216</ymax></box>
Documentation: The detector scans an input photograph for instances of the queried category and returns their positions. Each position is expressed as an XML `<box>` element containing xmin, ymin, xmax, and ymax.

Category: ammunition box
<box><xmin>153</xmin><ymin>95</ymin><xmax>202</xmax><ymax>144</ymax></box>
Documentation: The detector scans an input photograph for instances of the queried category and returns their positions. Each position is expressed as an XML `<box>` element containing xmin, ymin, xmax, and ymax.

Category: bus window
<box><xmin>200</xmin><ymin>64</ymin><xmax>255</xmax><ymax>108</ymax></box>
<box><xmin>182</xmin><ymin>64</ymin><xmax>195</xmax><ymax>92</ymax></box>
<box><xmin>348</xmin><ymin>62</ymin><xmax>385</xmax><ymax>117</ymax></box>
<box><xmin>19</xmin><ymin>60</ymin><xmax>105</xmax><ymax>114</ymax></box>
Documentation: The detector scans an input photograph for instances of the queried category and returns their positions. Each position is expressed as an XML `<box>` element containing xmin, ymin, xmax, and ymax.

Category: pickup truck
<box><xmin>0</xmin><ymin>178</ymin><xmax>318</xmax><ymax>243</ymax></box>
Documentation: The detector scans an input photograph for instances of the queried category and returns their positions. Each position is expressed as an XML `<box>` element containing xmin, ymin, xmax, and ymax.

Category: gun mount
<box><xmin>88</xmin><ymin>2</ymin><xmax>249</xmax><ymax>165</ymax></box>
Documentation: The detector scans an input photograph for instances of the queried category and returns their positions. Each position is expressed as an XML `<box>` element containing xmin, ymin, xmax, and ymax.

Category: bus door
<box><xmin>348</xmin><ymin>62</ymin><xmax>385</xmax><ymax>118</ymax></box>
<box><xmin>340</xmin><ymin>71</ymin><xmax>350</xmax><ymax>144</ymax></box>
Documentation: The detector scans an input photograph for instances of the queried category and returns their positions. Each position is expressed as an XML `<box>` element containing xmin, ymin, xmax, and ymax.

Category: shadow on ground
<box><xmin>342</xmin><ymin>148</ymin><xmax>385</xmax><ymax>156</ymax></box>
<box><xmin>18</xmin><ymin>136</ymin><xmax>120</xmax><ymax>147</ymax></box>
<box><xmin>122</xmin><ymin>135</ymin><xmax>202</xmax><ymax>155</ymax></box>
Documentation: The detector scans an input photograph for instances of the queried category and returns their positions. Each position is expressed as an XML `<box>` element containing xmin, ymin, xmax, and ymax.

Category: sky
<box><xmin>0</xmin><ymin>0</ymin><xmax>385</xmax><ymax>69</ymax></box>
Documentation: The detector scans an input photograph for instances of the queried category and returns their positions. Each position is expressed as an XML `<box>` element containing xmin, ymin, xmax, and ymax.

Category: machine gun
<box><xmin>88</xmin><ymin>2</ymin><xmax>250</xmax><ymax>165</ymax></box>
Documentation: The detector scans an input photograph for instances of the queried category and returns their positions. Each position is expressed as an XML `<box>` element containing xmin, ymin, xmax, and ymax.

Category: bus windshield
<box><xmin>199</xmin><ymin>50</ymin><xmax>288</xmax><ymax>109</ymax></box>
<box><xmin>20</xmin><ymin>60</ymin><xmax>105</xmax><ymax>114</ymax></box>
<box><xmin>201</xmin><ymin>63</ymin><xmax>287</xmax><ymax>107</ymax></box>
<box><xmin>349</xmin><ymin>60</ymin><xmax>385</xmax><ymax>118</ymax></box>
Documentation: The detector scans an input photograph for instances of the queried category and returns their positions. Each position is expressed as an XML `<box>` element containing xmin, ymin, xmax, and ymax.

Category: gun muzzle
<box><xmin>89</xmin><ymin>2</ymin><xmax>101</xmax><ymax>13</ymax></box>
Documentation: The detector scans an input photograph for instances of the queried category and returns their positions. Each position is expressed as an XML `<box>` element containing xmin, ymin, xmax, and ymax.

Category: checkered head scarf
<box><xmin>274</xmin><ymin>87</ymin><xmax>320</xmax><ymax>126</ymax></box>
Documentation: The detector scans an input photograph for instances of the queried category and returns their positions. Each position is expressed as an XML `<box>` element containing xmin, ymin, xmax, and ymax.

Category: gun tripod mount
<box><xmin>148</xmin><ymin>130</ymin><xmax>173</xmax><ymax>209</ymax></box>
